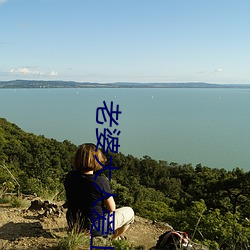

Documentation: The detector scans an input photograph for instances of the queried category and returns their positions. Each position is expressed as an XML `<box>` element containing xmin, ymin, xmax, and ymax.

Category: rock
<box><xmin>28</xmin><ymin>199</ymin><xmax>63</xmax><ymax>217</ymax></box>
<box><xmin>28</xmin><ymin>199</ymin><xmax>44</xmax><ymax>210</ymax></box>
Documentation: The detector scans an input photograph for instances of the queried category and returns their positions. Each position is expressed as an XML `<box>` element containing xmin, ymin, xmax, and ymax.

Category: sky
<box><xmin>1</xmin><ymin>0</ymin><xmax>250</xmax><ymax>84</ymax></box>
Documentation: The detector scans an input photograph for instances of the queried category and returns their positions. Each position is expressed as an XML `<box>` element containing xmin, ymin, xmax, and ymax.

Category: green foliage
<box><xmin>10</xmin><ymin>196</ymin><xmax>29</xmax><ymax>208</ymax></box>
<box><xmin>1</xmin><ymin>180</ymin><xmax>15</xmax><ymax>192</ymax></box>
<box><xmin>1</xmin><ymin>117</ymin><xmax>250</xmax><ymax>247</ymax></box>
<box><xmin>111</xmin><ymin>239</ymin><xmax>145</xmax><ymax>250</ymax></box>
<box><xmin>133</xmin><ymin>201</ymin><xmax>173</xmax><ymax>222</ymax></box>
<box><xmin>0</xmin><ymin>195</ymin><xmax>12</xmax><ymax>204</ymax></box>
<box><xmin>110</xmin><ymin>179</ymin><xmax>134</xmax><ymax>206</ymax></box>
<box><xmin>57</xmin><ymin>231</ymin><xmax>90</xmax><ymax>250</ymax></box>
<box><xmin>57</xmin><ymin>231</ymin><xmax>144</xmax><ymax>250</ymax></box>
<box><xmin>111</xmin><ymin>239</ymin><xmax>131</xmax><ymax>250</ymax></box>
<box><xmin>133</xmin><ymin>185</ymin><xmax>171</xmax><ymax>205</ymax></box>
<box><xmin>200</xmin><ymin>210</ymin><xmax>250</xmax><ymax>249</ymax></box>
<box><xmin>0</xmin><ymin>118</ymin><xmax>76</xmax><ymax>195</ymax></box>
<box><xmin>219</xmin><ymin>168</ymin><xmax>250</xmax><ymax>217</ymax></box>
<box><xmin>166</xmin><ymin>199</ymin><xmax>250</xmax><ymax>249</ymax></box>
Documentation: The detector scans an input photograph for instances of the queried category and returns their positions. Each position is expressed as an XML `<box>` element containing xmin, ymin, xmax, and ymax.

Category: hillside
<box><xmin>0</xmin><ymin>117</ymin><xmax>250</xmax><ymax>249</ymax></box>
<box><xmin>1</xmin><ymin>80</ymin><xmax>250</xmax><ymax>88</ymax></box>
<box><xmin>1</xmin><ymin>197</ymin><xmax>207</xmax><ymax>250</ymax></box>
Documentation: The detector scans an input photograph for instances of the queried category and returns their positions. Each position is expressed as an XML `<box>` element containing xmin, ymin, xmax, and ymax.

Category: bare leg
<box><xmin>111</xmin><ymin>207</ymin><xmax>134</xmax><ymax>239</ymax></box>
<box><xmin>112</xmin><ymin>224</ymin><xmax>131</xmax><ymax>239</ymax></box>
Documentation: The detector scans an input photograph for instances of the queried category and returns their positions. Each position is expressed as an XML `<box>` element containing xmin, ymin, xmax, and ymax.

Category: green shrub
<box><xmin>111</xmin><ymin>240</ymin><xmax>145</xmax><ymax>249</ymax></box>
<box><xmin>57</xmin><ymin>231</ymin><xmax>90</xmax><ymax>250</ymax></box>
<box><xmin>133</xmin><ymin>201</ymin><xmax>173</xmax><ymax>222</ymax></box>
<box><xmin>10</xmin><ymin>196</ymin><xmax>29</xmax><ymax>208</ymax></box>
<box><xmin>0</xmin><ymin>195</ymin><xmax>12</xmax><ymax>204</ymax></box>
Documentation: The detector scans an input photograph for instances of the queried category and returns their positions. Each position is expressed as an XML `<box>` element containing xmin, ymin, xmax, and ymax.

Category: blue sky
<box><xmin>1</xmin><ymin>0</ymin><xmax>250</xmax><ymax>84</ymax></box>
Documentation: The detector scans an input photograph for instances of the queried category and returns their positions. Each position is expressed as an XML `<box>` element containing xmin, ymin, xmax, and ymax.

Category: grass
<box><xmin>55</xmin><ymin>215</ymin><xmax>146</xmax><ymax>250</ymax></box>
<box><xmin>57</xmin><ymin>234</ymin><xmax>145</xmax><ymax>250</ymax></box>
<box><xmin>39</xmin><ymin>188</ymin><xmax>65</xmax><ymax>203</ymax></box>
<box><xmin>57</xmin><ymin>230</ymin><xmax>90</xmax><ymax>250</ymax></box>
<box><xmin>0</xmin><ymin>195</ymin><xmax>11</xmax><ymax>204</ymax></box>
<box><xmin>0</xmin><ymin>194</ymin><xmax>29</xmax><ymax>208</ymax></box>
<box><xmin>0</xmin><ymin>193</ymin><xmax>145</xmax><ymax>249</ymax></box>
<box><xmin>10</xmin><ymin>196</ymin><xmax>30</xmax><ymax>208</ymax></box>
<box><xmin>56</xmin><ymin>228</ymin><xmax>146</xmax><ymax>250</ymax></box>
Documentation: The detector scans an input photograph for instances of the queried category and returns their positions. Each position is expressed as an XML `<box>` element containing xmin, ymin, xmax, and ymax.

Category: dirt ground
<box><xmin>0</xmin><ymin>200</ymin><xmax>173</xmax><ymax>250</ymax></box>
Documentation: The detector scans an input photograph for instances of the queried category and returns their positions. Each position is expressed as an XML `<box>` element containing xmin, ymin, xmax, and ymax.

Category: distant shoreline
<box><xmin>1</xmin><ymin>80</ymin><xmax>250</xmax><ymax>89</ymax></box>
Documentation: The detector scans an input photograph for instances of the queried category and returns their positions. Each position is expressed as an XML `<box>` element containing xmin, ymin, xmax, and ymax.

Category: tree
<box><xmin>220</xmin><ymin>168</ymin><xmax>250</xmax><ymax>216</ymax></box>
<box><xmin>133</xmin><ymin>201</ymin><xmax>173</xmax><ymax>222</ymax></box>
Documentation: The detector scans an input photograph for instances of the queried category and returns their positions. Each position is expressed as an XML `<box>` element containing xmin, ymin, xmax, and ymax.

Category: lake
<box><xmin>0</xmin><ymin>88</ymin><xmax>250</xmax><ymax>171</ymax></box>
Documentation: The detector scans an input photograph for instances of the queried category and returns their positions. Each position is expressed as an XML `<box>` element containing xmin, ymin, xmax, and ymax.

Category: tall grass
<box><xmin>57</xmin><ymin>230</ymin><xmax>90</xmax><ymax>250</ymax></box>
<box><xmin>56</xmin><ymin>227</ymin><xmax>145</xmax><ymax>250</ymax></box>
<box><xmin>0</xmin><ymin>194</ymin><xmax>29</xmax><ymax>208</ymax></box>
<box><xmin>10</xmin><ymin>196</ymin><xmax>29</xmax><ymax>208</ymax></box>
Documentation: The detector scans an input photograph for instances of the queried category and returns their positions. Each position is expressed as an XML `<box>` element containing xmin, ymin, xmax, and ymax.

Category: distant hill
<box><xmin>1</xmin><ymin>80</ymin><xmax>250</xmax><ymax>88</ymax></box>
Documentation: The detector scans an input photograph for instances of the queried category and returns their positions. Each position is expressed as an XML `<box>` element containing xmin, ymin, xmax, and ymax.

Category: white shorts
<box><xmin>114</xmin><ymin>206</ymin><xmax>134</xmax><ymax>230</ymax></box>
<box><xmin>92</xmin><ymin>206</ymin><xmax>134</xmax><ymax>236</ymax></box>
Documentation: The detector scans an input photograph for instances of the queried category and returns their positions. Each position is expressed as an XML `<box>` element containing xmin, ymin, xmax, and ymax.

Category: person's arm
<box><xmin>104</xmin><ymin>196</ymin><xmax>116</xmax><ymax>212</ymax></box>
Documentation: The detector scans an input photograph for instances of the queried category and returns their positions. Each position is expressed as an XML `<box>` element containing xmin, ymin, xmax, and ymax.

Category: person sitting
<box><xmin>64</xmin><ymin>143</ymin><xmax>134</xmax><ymax>239</ymax></box>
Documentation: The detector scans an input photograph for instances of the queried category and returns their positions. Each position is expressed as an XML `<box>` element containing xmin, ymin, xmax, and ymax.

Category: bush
<box><xmin>10</xmin><ymin>196</ymin><xmax>29</xmax><ymax>208</ymax></box>
<box><xmin>0</xmin><ymin>195</ymin><xmax>12</xmax><ymax>204</ymax></box>
<box><xmin>57</xmin><ymin>231</ymin><xmax>90</xmax><ymax>250</ymax></box>
<box><xmin>133</xmin><ymin>201</ymin><xmax>173</xmax><ymax>222</ymax></box>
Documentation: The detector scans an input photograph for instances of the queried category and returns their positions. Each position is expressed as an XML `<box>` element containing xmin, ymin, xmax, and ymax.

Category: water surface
<box><xmin>0</xmin><ymin>88</ymin><xmax>249</xmax><ymax>170</ymax></box>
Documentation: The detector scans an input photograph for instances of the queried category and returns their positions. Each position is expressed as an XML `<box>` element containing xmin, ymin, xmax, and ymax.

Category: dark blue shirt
<box><xmin>64</xmin><ymin>170</ymin><xmax>112</xmax><ymax>223</ymax></box>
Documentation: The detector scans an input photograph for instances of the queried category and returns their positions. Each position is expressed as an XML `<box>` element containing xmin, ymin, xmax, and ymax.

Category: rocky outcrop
<box><xmin>28</xmin><ymin>199</ymin><xmax>65</xmax><ymax>217</ymax></box>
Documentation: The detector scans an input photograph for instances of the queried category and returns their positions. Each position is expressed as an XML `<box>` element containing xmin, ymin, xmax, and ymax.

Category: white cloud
<box><xmin>10</xmin><ymin>68</ymin><xmax>31</xmax><ymax>74</ymax></box>
<box><xmin>214</xmin><ymin>68</ymin><xmax>223</xmax><ymax>73</ymax></box>
<box><xmin>9</xmin><ymin>67</ymin><xmax>58</xmax><ymax>77</ymax></box>
<box><xmin>198</xmin><ymin>68</ymin><xmax>224</xmax><ymax>75</ymax></box>
<box><xmin>50</xmin><ymin>70</ymin><xmax>58</xmax><ymax>76</ymax></box>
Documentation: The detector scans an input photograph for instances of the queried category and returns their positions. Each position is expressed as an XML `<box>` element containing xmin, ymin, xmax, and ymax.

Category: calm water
<box><xmin>0</xmin><ymin>88</ymin><xmax>250</xmax><ymax>171</ymax></box>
